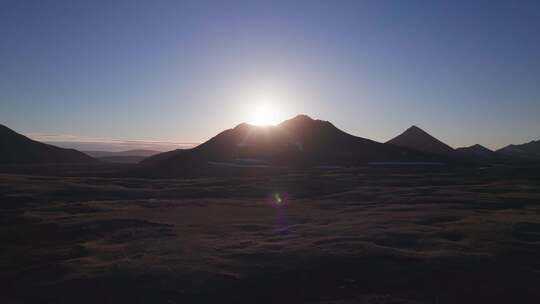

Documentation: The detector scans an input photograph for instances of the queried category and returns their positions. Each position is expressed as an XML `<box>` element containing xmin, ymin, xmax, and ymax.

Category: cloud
<box><xmin>25</xmin><ymin>133</ymin><xmax>199</xmax><ymax>152</ymax></box>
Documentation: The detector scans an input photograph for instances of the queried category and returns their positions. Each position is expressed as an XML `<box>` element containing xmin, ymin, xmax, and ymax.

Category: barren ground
<box><xmin>1</xmin><ymin>165</ymin><xmax>540</xmax><ymax>303</ymax></box>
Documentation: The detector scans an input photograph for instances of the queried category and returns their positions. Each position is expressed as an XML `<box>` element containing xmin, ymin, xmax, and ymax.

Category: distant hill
<box><xmin>497</xmin><ymin>140</ymin><xmax>540</xmax><ymax>159</ymax></box>
<box><xmin>83</xmin><ymin>149</ymin><xmax>161</xmax><ymax>163</ymax></box>
<box><xmin>0</xmin><ymin>124</ymin><xmax>96</xmax><ymax>164</ymax></box>
<box><xmin>387</xmin><ymin>125</ymin><xmax>455</xmax><ymax>156</ymax></box>
<box><xmin>137</xmin><ymin>115</ymin><xmax>443</xmax><ymax>177</ymax></box>
<box><xmin>83</xmin><ymin>149</ymin><xmax>161</xmax><ymax>158</ymax></box>
<box><xmin>139</xmin><ymin>149</ymin><xmax>186</xmax><ymax>165</ymax></box>
<box><xmin>93</xmin><ymin>155</ymin><xmax>146</xmax><ymax>164</ymax></box>
<box><xmin>456</xmin><ymin>144</ymin><xmax>497</xmax><ymax>159</ymax></box>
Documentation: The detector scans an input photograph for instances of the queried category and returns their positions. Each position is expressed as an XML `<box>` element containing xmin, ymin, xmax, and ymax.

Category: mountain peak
<box><xmin>470</xmin><ymin>144</ymin><xmax>490</xmax><ymax>150</ymax></box>
<box><xmin>292</xmin><ymin>114</ymin><xmax>314</xmax><ymax>121</ymax></box>
<box><xmin>459</xmin><ymin>144</ymin><xmax>493</xmax><ymax>153</ymax></box>
<box><xmin>456</xmin><ymin>144</ymin><xmax>496</xmax><ymax>159</ymax></box>
<box><xmin>278</xmin><ymin>114</ymin><xmax>338</xmax><ymax>135</ymax></box>
<box><xmin>282</xmin><ymin>114</ymin><xmax>315</xmax><ymax>125</ymax></box>
<box><xmin>404</xmin><ymin>125</ymin><xmax>429</xmax><ymax>135</ymax></box>
<box><xmin>387</xmin><ymin>125</ymin><xmax>454</xmax><ymax>156</ymax></box>
<box><xmin>233</xmin><ymin>122</ymin><xmax>253</xmax><ymax>130</ymax></box>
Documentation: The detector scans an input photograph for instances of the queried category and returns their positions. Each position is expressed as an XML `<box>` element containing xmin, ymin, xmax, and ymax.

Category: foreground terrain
<box><xmin>1</xmin><ymin>165</ymin><xmax>540</xmax><ymax>303</ymax></box>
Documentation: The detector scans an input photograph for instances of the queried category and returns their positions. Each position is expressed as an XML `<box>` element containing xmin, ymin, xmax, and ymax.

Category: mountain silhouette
<box><xmin>0</xmin><ymin>124</ymin><xmax>96</xmax><ymax>164</ymax></box>
<box><xmin>387</xmin><ymin>125</ymin><xmax>455</xmax><ymax>156</ymax></box>
<box><xmin>83</xmin><ymin>149</ymin><xmax>160</xmax><ymax>158</ymax></box>
<box><xmin>138</xmin><ymin>115</ymin><xmax>443</xmax><ymax>177</ymax></box>
<box><xmin>139</xmin><ymin>149</ymin><xmax>187</xmax><ymax>165</ymax></box>
<box><xmin>497</xmin><ymin>140</ymin><xmax>540</xmax><ymax>159</ymax></box>
<box><xmin>84</xmin><ymin>149</ymin><xmax>161</xmax><ymax>163</ymax></box>
<box><xmin>456</xmin><ymin>144</ymin><xmax>497</xmax><ymax>159</ymax></box>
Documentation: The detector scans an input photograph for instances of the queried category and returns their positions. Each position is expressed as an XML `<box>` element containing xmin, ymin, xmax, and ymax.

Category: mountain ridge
<box><xmin>136</xmin><ymin>115</ymin><xmax>445</xmax><ymax>177</ymax></box>
<box><xmin>83</xmin><ymin>149</ymin><xmax>161</xmax><ymax>158</ymax></box>
<box><xmin>497</xmin><ymin>140</ymin><xmax>540</xmax><ymax>159</ymax></box>
<box><xmin>0</xmin><ymin>124</ymin><xmax>97</xmax><ymax>164</ymax></box>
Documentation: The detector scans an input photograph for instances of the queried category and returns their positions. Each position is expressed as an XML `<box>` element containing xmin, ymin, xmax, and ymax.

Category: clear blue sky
<box><xmin>1</xmin><ymin>0</ymin><xmax>539</xmax><ymax>150</ymax></box>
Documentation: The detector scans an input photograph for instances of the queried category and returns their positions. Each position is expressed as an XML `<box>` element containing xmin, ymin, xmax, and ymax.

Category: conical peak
<box><xmin>405</xmin><ymin>125</ymin><xmax>428</xmax><ymax>134</ymax></box>
<box><xmin>387</xmin><ymin>124</ymin><xmax>454</xmax><ymax>155</ymax></box>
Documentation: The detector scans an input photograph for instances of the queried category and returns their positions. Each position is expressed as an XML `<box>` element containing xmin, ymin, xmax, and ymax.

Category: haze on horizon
<box><xmin>1</xmin><ymin>0</ymin><xmax>539</xmax><ymax>151</ymax></box>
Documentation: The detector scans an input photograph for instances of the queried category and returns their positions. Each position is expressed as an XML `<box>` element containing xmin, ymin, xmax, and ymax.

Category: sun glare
<box><xmin>250</xmin><ymin>104</ymin><xmax>279</xmax><ymax>126</ymax></box>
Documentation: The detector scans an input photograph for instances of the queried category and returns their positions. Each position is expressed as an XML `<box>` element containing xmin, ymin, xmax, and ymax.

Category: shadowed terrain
<box><xmin>137</xmin><ymin>115</ymin><xmax>444</xmax><ymax>177</ymax></box>
<box><xmin>83</xmin><ymin>150</ymin><xmax>162</xmax><ymax>164</ymax></box>
<box><xmin>456</xmin><ymin>144</ymin><xmax>498</xmax><ymax>160</ymax></box>
<box><xmin>0</xmin><ymin>124</ymin><xmax>96</xmax><ymax>164</ymax></box>
<box><xmin>497</xmin><ymin>140</ymin><xmax>540</xmax><ymax>160</ymax></box>
<box><xmin>2</xmin><ymin>165</ymin><xmax>540</xmax><ymax>303</ymax></box>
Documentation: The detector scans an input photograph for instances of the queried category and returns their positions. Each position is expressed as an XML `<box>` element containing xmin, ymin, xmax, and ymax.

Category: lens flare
<box><xmin>267</xmin><ymin>192</ymin><xmax>288</xmax><ymax>207</ymax></box>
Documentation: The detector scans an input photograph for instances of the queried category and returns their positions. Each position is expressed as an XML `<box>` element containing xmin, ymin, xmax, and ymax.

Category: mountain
<box><xmin>497</xmin><ymin>140</ymin><xmax>540</xmax><ymax>159</ymax></box>
<box><xmin>139</xmin><ymin>149</ymin><xmax>186</xmax><ymax>165</ymax></box>
<box><xmin>94</xmin><ymin>155</ymin><xmax>149</xmax><ymax>164</ymax></box>
<box><xmin>137</xmin><ymin>115</ymin><xmax>443</xmax><ymax>177</ymax></box>
<box><xmin>0</xmin><ymin>124</ymin><xmax>96</xmax><ymax>164</ymax></box>
<box><xmin>387</xmin><ymin>125</ymin><xmax>455</xmax><ymax>156</ymax></box>
<box><xmin>83</xmin><ymin>149</ymin><xmax>161</xmax><ymax>163</ymax></box>
<box><xmin>456</xmin><ymin>144</ymin><xmax>497</xmax><ymax>159</ymax></box>
<box><xmin>83</xmin><ymin>149</ymin><xmax>161</xmax><ymax>158</ymax></box>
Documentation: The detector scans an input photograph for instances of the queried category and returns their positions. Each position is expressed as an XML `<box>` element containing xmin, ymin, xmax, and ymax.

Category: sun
<box><xmin>249</xmin><ymin>104</ymin><xmax>279</xmax><ymax>126</ymax></box>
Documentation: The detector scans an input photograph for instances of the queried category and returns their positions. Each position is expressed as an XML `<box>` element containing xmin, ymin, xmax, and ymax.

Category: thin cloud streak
<box><xmin>25</xmin><ymin>133</ymin><xmax>199</xmax><ymax>152</ymax></box>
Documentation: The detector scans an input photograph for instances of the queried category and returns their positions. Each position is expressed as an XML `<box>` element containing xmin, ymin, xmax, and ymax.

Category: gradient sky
<box><xmin>1</xmin><ymin>0</ymin><xmax>539</xmax><ymax>150</ymax></box>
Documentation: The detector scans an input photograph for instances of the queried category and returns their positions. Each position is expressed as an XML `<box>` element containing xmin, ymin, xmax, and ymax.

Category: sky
<box><xmin>1</xmin><ymin>0</ymin><xmax>539</xmax><ymax>151</ymax></box>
